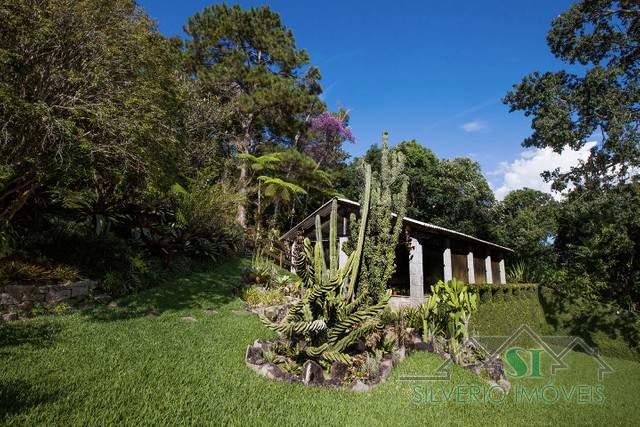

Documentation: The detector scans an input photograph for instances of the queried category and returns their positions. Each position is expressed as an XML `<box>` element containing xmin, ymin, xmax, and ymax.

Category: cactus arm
<box><xmin>329</xmin><ymin>198</ymin><xmax>338</xmax><ymax>274</ymax></box>
<box><xmin>314</xmin><ymin>214</ymin><xmax>327</xmax><ymax>283</ymax></box>
<box><xmin>346</xmin><ymin>164</ymin><xmax>372</xmax><ymax>301</ymax></box>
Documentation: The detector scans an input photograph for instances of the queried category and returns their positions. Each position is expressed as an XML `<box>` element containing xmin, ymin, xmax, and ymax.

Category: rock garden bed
<box><xmin>245</xmin><ymin>330</ymin><xmax>510</xmax><ymax>392</ymax></box>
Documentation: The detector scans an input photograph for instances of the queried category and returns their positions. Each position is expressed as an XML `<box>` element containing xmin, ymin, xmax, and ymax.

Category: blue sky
<box><xmin>139</xmin><ymin>0</ymin><xmax>585</xmax><ymax>198</ymax></box>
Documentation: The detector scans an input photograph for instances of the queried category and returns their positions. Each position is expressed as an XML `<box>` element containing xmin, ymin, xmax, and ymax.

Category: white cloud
<box><xmin>493</xmin><ymin>142</ymin><xmax>597</xmax><ymax>201</ymax></box>
<box><xmin>461</xmin><ymin>120</ymin><xmax>487</xmax><ymax>133</ymax></box>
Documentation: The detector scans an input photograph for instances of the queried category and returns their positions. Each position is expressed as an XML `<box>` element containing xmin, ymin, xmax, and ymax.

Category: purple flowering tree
<box><xmin>305</xmin><ymin>111</ymin><xmax>355</xmax><ymax>167</ymax></box>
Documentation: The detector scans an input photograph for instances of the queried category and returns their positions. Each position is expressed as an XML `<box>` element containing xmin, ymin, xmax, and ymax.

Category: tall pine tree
<box><xmin>185</xmin><ymin>5</ymin><xmax>323</xmax><ymax>227</ymax></box>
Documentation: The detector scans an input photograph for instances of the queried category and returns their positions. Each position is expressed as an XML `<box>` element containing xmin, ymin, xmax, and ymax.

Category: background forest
<box><xmin>1</xmin><ymin>0</ymin><xmax>638</xmax><ymax>311</ymax></box>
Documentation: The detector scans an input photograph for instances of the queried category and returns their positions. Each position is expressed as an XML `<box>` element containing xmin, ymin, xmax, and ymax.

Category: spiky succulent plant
<box><xmin>262</xmin><ymin>165</ymin><xmax>390</xmax><ymax>364</ymax></box>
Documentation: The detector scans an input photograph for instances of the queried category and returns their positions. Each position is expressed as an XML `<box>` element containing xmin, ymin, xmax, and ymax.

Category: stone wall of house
<box><xmin>0</xmin><ymin>280</ymin><xmax>98</xmax><ymax>320</ymax></box>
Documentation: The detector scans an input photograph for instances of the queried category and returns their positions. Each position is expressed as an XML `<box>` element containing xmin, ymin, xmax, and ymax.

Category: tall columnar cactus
<box><xmin>263</xmin><ymin>165</ymin><xmax>390</xmax><ymax>364</ymax></box>
<box><xmin>348</xmin><ymin>131</ymin><xmax>408</xmax><ymax>303</ymax></box>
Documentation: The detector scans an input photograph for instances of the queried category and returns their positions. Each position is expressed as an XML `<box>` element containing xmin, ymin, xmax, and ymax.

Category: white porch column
<box><xmin>290</xmin><ymin>241</ymin><xmax>296</xmax><ymax>273</ymax></box>
<box><xmin>338</xmin><ymin>237</ymin><xmax>349</xmax><ymax>268</ymax></box>
<box><xmin>409</xmin><ymin>237</ymin><xmax>424</xmax><ymax>301</ymax></box>
<box><xmin>467</xmin><ymin>251</ymin><xmax>475</xmax><ymax>284</ymax></box>
<box><xmin>498</xmin><ymin>258</ymin><xmax>506</xmax><ymax>284</ymax></box>
<box><xmin>485</xmin><ymin>255</ymin><xmax>493</xmax><ymax>284</ymax></box>
<box><xmin>443</xmin><ymin>240</ymin><xmax>453</xmax><ymax>283</ymax></box>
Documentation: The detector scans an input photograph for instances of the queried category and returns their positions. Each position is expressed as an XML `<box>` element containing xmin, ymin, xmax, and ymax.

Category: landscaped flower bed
<box><xmin>244</xmin><ymin>183</ymin><xmax>510</xmax><ymax>392</ymax></box>
<box><xmin>245</xmin><ymin>327</ymin><xmax>510</xmax><ymax>392</ymax></box>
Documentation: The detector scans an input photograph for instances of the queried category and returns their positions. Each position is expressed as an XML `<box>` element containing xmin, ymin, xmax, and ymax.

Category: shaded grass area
<box><xmin>2</xmin><ymin>259</ymin><xmax>640</xmax><ymax>425</ymax></box>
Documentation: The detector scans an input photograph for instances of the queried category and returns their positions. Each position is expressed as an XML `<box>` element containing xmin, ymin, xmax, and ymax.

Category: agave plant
<box><xmin>262</xmin><ymin>165</ymin><xmax>391</xmax><ymax>364</ymax></box>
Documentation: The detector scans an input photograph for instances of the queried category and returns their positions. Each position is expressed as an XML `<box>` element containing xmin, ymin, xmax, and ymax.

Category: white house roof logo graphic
<box><xmin>400</xmin><ymin>324</ymin><xmax>614</xmax><ymax>382</ymax></box>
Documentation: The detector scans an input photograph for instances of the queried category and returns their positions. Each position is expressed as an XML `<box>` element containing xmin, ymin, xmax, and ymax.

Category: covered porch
<box><xmin>281</xmin><ymin>198</ymin><xmax>513</xmax><ymax>307</ymax></box>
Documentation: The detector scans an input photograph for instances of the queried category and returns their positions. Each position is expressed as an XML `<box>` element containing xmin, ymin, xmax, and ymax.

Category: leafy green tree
<box><xmin>432</xmin><ymin>157</ymin><xmax>495</xmax><ymax>239</ymax></box>
<box><xmin>263</xmin><ymin>149</ymin><xmax>335</xmax><ymax>225</ymax></box>
<box><xmin>495</xmin><ymin>188</ymin><xmax>558</xmax><ymax>264</ymax></box>
<box><xmin>0</xmin><ymin>0</ymin><xmax>183</xmax><ymax>224</ymax></box>
<box><xmin>340</xmin><ymin>140</ymin><xmax>495</xmax><ymax>239</ymax></box>
<box><xmin>504</xmin><ymin>0</ymin><xmax>640</xmax><ymax>306</ymax></box>
<box><xmin>185</xmin><ymin>4</ymin><xmax>323</xmax><ymax>227</ymax></box>
<box><xmin>553</xmin><ymin>183</ymin><xmax>640</xmax><ymax>304</ymax></box>
<box><xmin>504</xmin><ymin>0</ymin><xmax>640</xmax><ymax>190</ymax></box>
<box><xmin>239</xmin><ymin>149</ymin><xmax>334</xmax><ymax>235</ymax></box>
<box><xmin>257</xmin><ymin>177</ymin><xmax>306</xmax><ymax>224</ymax></box>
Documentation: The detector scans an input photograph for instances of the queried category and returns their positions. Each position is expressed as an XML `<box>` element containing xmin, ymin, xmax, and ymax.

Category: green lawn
<box><xmin>2</xmin><ymin>259</ymin><xmax>639</xmax><ymax>426</ymax></box>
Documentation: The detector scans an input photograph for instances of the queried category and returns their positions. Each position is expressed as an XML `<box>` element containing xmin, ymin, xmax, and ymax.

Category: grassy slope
<box><xmin>2</xmin><ymin>259</ymin><xmax>639</xmax><ymax>426</ymax></box>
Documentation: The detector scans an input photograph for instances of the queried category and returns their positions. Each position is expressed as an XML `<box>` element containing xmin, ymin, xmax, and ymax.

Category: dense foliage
<box><xmin>340</xmin><ymin>140</ymin><xmax>495</xmax><ymax>239</ymax></box>
<box><xmin>0</xmin><ymin>1</ymin><xmax>347</xmax><ymax>295</ymax></box>
<box><xmin>263</xmin><ymin>168</ymin><xmax>394</xmax><ymax>365</ymax></box>
<box><xmin>505</xmin><ymin>0</ymin><xmax>640</xmax><ymax>307</ymax></box>
<box><xmin>1</xmin><ymin>0</ymin><xmax>638</xmax><ymax>313</ymax></box>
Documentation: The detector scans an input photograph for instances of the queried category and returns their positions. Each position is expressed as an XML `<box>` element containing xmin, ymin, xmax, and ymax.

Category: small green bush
<box><xmin>241</xmin><ymin>287</ymin><xmax>287</xmax><ymax>307</ymax></box>
<box><xmin>0</xmin><ymin>259</ymin><xmax>80</xmax><ymax>285</ymax></box>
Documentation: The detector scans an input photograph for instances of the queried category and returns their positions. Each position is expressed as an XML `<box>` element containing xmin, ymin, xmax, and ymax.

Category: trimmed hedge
<box><xmin>472</xmin><ymin>283</ymin><xmax>538</xmax><ymax>303</ymax></box>
<box><xmin>471</xmin><ymin>288</ymin><xmax>551</xmax><ymax>338</ymax></box>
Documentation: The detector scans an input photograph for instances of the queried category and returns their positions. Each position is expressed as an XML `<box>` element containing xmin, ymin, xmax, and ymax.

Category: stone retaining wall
<box><xmin>0</xmin><ymin>280</ymin><xmax>98</xmax><ymax>317</ymax></box>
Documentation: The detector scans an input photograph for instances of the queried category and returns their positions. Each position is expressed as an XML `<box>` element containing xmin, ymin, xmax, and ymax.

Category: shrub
<box><xmin>0</xmin><ymin>258</ymin><xmax>80</xmax><ymax>285</ymax></box>
<box><xmin>241</xmin><ymin>287</ymin><xmax>287</xmax><ymax>307</ymax></box>
<box><xmin>417</xmin><ymin>279</ymin><xmax>478</xmax><ymax>362</ymax></box>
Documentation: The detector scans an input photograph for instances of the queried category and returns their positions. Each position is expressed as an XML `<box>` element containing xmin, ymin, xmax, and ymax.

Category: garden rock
<box><xmin>393</xmin><ymin>346</ymin><xmax>406</xmax><ymax>364</ymax></box>
<box><xmin>263</xmin><ymin>306</ymin><xmax>279</xmax><ymax>321</ymax></box>
<box><xmin>379</xmin><ymin>359</ymin><xmax>393</xmax><ymax>382</ymax></box>
<box><xmin>2</xmin><ymin>312</ymin><xmax>18</xmax><ymax>321</ymax></box>
<box><xmin>330</xmin><ymin>361</ymin><xmax>349</xmax><ymax>385</ymax></box>
<box><xmin>253</xmin><ymin>339</ymin><xmax>272</xmax><ymax>353</ymax></box>
<box><xmin>351</xmin><ymin>380</ymin><xmax>370</xmax><ymax>392</ymax></box>
<box><xmin>302</xmin><ymin>360</ymin><xmax>324</xmax><ymax>386</ymax></box>
<box><xmin>180</xmin><ymin>316</ymin><xmax>197</xmax><ymax>322</ymax></box>
<box><xmin>46</xmin><ymin>286</ymin><xmax>72</xmax><ymax>303</ymax></box>
<box><xmin>485</xmin><ymin>357</ymin><xmax>506</xmax><ymax>382</ymax></box>
<box><xmin>1</xmin><ymin>293</ymin><xmax>17</xmax><ymax>306</ymax></box>
<box><xmin>245</xmin><ymin>344</ymin><xmax>265</xmax><ymax>366</ymax></box>
<box><xmin>259</xmin><ymin>362</ymin><xmax>288</xmax><ymax>381</ymax></box>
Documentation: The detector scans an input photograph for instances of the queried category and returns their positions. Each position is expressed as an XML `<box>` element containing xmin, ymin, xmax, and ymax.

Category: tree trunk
<box><xmin>236</xmin><ymin>115</ymin><xmax>253</xmax><ymax>229</ymax></box>
<box><xmin>237</xmin><ymin>162</ymin><xmax>248</xmax><ymax>228</ymax></box>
